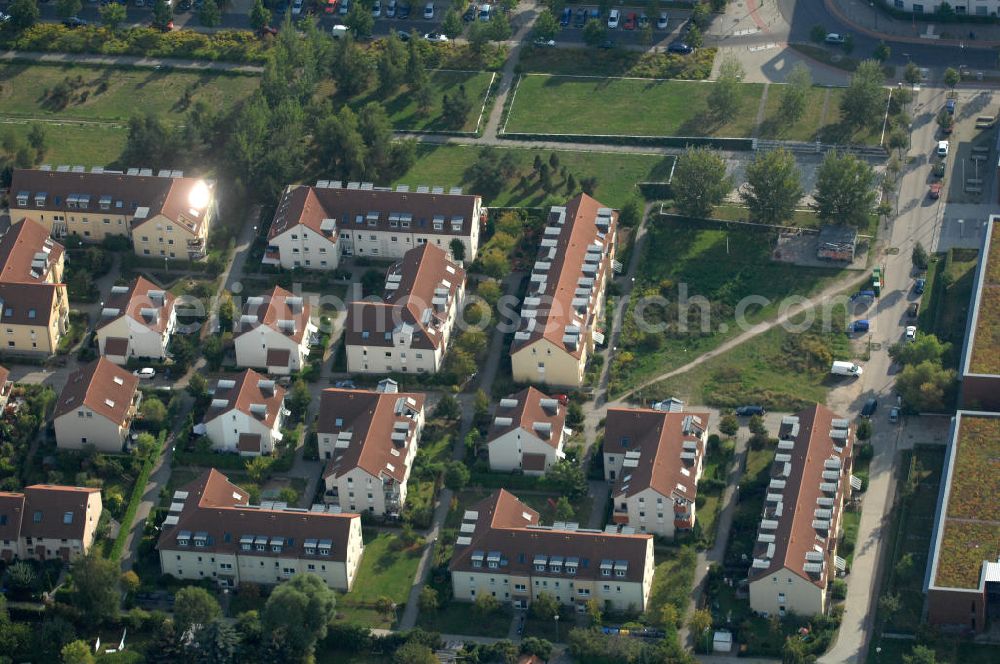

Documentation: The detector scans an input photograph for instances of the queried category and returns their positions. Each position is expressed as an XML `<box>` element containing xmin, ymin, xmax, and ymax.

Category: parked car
<box><xmin>177</xmin><ymin>0</ymin><xmax>192</xmax><ymax>10</ymax></box>
<box><xmin>851</xmin><ymin>319</ymin><xmax>870</xmax><ymax>333</ymax></box>
<box><xmin>134</xmin><ymin>367</ymin><xmax>156</xmax><ymax>380</ymax></box>
<box><xmin>463</xmin><ymin>3</ymin><xmax>476</xmax><ymax>21</ymax></box>
<box><xmin>608</xmin><ymin>9</ymin><xmax>620</xmax><ymax>28</ymax></box>
<box><xmin>905</xmin><ymin>325</ymin><xmax>917</xmax><ymax>341</ymax></box>
<box><xmin>334</xmin><ymin>380</ymin><xmax>357</xmax><ymax>389</ymax></box>
<box><xmin>424</xmin><ymin>32</ymin><xmax>449</xmax><ymax>41</ymax></box>
<box><xmin>936</xmin><ymin>140</ymin><xmax>949</xmax><ymax>157</ymax></box>
<box><xmin>861</xmin><ymin>397</ymin><xmax>878</xmax><ymax>418</ymax></box>
<box><xmin>291</xmin><ymin>0</ymin><xmax>303</xmax><ymax>15</ymax></box>
<box><xmin>338</xmin><ymin>0</ymin><xmax>349</xmax><ymax>14</ymax></box>
<box><xmin>656</xmin><ymin>11</ymin><xmax>668</xmax><ymax>29</ymax></box>
<box><xmin>735</xmin><ymin>405</ymin><xmax>766</xmax><ymax>417</ymax></box>
<box><xmin>589</xmin><ymin>8</ymin><xmax>599</xmax><ymax>21</ymax></box>
<box><xmin>825</xmin><ymin>33</ymin><xmax>846</xmax><ymax>44</ymax></box>
<box><xmin>553</xmin><ymin>394</ymin><xmax>570</xmax><ymax>406</ymax></box>
<box><xmin>63</xmin><ymin>16</ymin><xmax>88</xmax><ymax>27</ymax></box>
<box><xmin>478</xmin><ymin>3</ymin><xmax>491</xmax><ymax>20</ymax></box>
<box><xmin>929</xmin><ymin>182</ymin><xmax>942</xmax><ymax>199</ymax></box>
<box><xmin>398</xmin><ymin>2</ymin><xmax>411</xmax><ymax>18</ymax></box>
<box><xmin>623</xmin><ymin>12</ymin><xmax>637</xmax><ymax>29</ymax></box>
<box><xmin>907</xmin><ymin>302</ymin><xmax>919</xmax><ymax>319</ymax></box>
<box><xmin>560</xmin><ymin>6</ymin><xmax>571</xmax><ymax>26</ymax></box>
<box><xmin>574</xmin><ymin>8</ymin><xmax>587</xmax><ymax>27</ymax></box>
<box><xmin>387</xmin><ymin>0</ymin><xmax>397</xmax><ymax>17</ymax></box>
<box><xmin>372</xmin><ymin>0</ymin><xmax>381</xmax><ymax>17</ymax></box>
<box><xmin>533</xmin><ymin>37</ymin><xmax>556</xmax><ymax>47</ymax></box>
<box><xmin>915</xmin><ymin>278</ymin><xmax>926</xmax><ymax>294</ymax></box>
<box><xmin>598</xmin><ymin>38</ymin><xmax>614</xmax><ymax>49</ymax></box>
<box><xmin>395</xmin><ymin>28</ymin><xmax>410</xmax><ymax>40</ymax></box>
<box><xmin>423</xmin><ymin>2</ymin><xmax>434</xmax><ymax>18</ymax></box>
<box><xmin>945</xmin><ymin>98</ymin><xmax>956</xmax><ymax>115</ymax></box>
<box><xmin>638</xmin><ymin>13</ymin><xmax>649</xmax><ymax>28</ymax></box>
<box><xmin>889</xmin><ymin>407</ymin><xmax>900</xmax><ymax>424</ymax></box>
<box><xmin>667</xmin><ymin>41</ymin><xmax>693</xmax><ymax>54</ymax></box>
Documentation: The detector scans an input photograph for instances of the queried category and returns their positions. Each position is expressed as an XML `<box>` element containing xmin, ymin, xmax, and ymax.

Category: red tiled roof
<box><xmin>0</xmin><ymin>217</ymin><xmax>64</xmax><ymax>284</ymax></box>
<box><xmin>487</xmin><ymin>387</ymin><xmax>566</xmax><ymax>449</ymax></box>
<box><xmin>318</xmin><ymin>388</ymin><xmax>425</xmax><ymax>483</ymax></box>
<box><xmin>96</xmin><ymin>276</ymin><xmax>175</xmax><ymax>334</ymax></box>
<box><xmin>54</xmin><ymin>358</ymin><xmax>139</xmax><ymax>425</ymax></box>
<box><xmin>344</xmin><ymin>243</ymin><xmax>464</xmax><ymax>351</ymax></box>
<box><xmin>204</xmin><ymin>369</ymin><xmax>286</xmax><ymax>430</ymax></box>
<box><xmin>235</xmin><ymin>285</ymin><xmax>312</xmax><ymax>345</ymax></box>
<box><xmin>267</xmin><ymin>186</ymin><xmax>339</xmax><ymax>243</ymax></box>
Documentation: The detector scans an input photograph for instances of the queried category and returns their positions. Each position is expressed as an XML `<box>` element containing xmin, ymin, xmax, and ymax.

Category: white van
<box><xmin>331</xmin><ymin>24</ymin><xmax>349</xmax><ymax>38</ymax></box>
<box><xmin>937</xmin><ymin>140</ymin><xmax>949</xmax><ymax>157</ymax></box>
<box><xmin>479</xmin><ymin>3</ymin><xmax>491</xmax><ymax>21</ymax></box>
<box><xmin>831</xmin><ymin>361</ymin><xmax>863</xmax><ymax>377</ymax></box>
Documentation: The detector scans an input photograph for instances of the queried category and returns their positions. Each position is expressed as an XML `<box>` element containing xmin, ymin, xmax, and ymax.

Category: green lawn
<box><xmin>394</xmin><ymin>144</ymin><xmax>675</xmax><ymax>209</ymax></box>
<box><xmin>346</xmin><ymin>532</ymin><xmax>422</xmax><ymax>606</ymax></box>
<box><xmin>2</xmin><ymin>122</ymin><xmax>127</xmax><ymax>166</ymax></box>
<box><xmin>517</xmin><ymin>45</ymin><xmax>716</xmax><ymax>80</ymax></box>
<box><xmin>325</xmin><ymin>69</ymin><xmax>495</xmax><ymax>132</ymax></box>
<box><xmin>505</xmin><ymin>75</ymin><xmax>765</xmax><ymax>138</ymax></box>
<box><xmin>0</xmin><ymin>62</ymin><xmax>258</xmax><ymax>124</ymax></box>
<box><xmin>644</xmin><ymin>546</ymin><xmax>698</xmax><ymax>622</ymax></box>
<box><xmin>758</xmin><ymin>86</ymin><xmax>885</xmax><ymax>145</ymax></box>
<box><xmin>610</xmin><ymin>218</ymin><xmax>846</xmax><ymax>396</ymax></box>
<box><xmin>418</xmin><ymin>600</ymin><xmax>514</xmax><ymax>638</ymax></box>
<box><xmin>709</xmin><ymin>204</ymin><xmax>822</xmax><ymax>229</ymax></box>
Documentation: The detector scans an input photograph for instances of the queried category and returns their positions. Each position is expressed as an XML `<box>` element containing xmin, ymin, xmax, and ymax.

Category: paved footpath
<box><xmin>0</xmin><ymin>49</ymin><xmax>264</xmax><ymax>73</ymax></box>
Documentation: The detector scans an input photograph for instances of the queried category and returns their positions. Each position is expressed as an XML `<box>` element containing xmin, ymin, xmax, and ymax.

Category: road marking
<box><xmin>733</xmin><ymin>28</ymin><xmax>760</xmax><ymax>36</ymax></box>
<box><xmin>747</xmin><ymin>43</ymin><xmax>778</xmax><ymax>52</ymax></box>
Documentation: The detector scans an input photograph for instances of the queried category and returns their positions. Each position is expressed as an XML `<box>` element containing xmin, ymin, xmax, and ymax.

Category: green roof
<box><xmin>969</xmin><ymin>227</ymin><xmax>1000</xmax><ymax>375</ymax></box>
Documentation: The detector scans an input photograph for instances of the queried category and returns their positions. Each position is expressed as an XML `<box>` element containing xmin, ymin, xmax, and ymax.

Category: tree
<box><xmin>878</xmin><ymin>592</ymin><xmax>901</xmax><ymax>621</ymax></box>
<box><xmin>187</xmin><ymin>372</ymin><xmax>208</xmax><ymax>399</ymax></box>
<box><xmin>61</xmin><ymin>640</ymin><xmax>95</xmax><ymax>664</ymax></box>
<box><xmin>418</xmin><ymin>586</ymin><xmax>439</xmax><ymax>612</ymax></box>
<box><xmin>873</xmin><ymin>41</ymin><xmax>891</xmax><ymax>62</ymax></box>
<box><xmin>448</xmin><ymin>238</ymin><xmax>466</xmax><ymax>262</ymax></box>
<box><xmin>943</xmin><ymin>67</ymin><xmax>960</xmax><ymax>89</ymax></box>
<box><xmin>191</xmin><ymin>619</ymin><xmax>241</xmax><ymax>664</ymax></box>
<box><xmin>903</xmin><ymin>645</ymin><xmax>938</xmax><ymax>664</ymax></box>
<box><xmin>122</xmin><ymin>114</ymin><xmax>175</xmax><ymax>172</ymax></box>
<box><xmin>748</xmin><ymin>414</ymin><xmax>767</xmax><ymax>436</ymax></box>
<box><xmin>584</xmin><ymin>598</ymin><xmax>602</xmax><ymax>626</ymax></box>
<box><xmin>840</xmin><ymin>59</ymin><xmax>886</xmax><ymax>129</ymax></box>
<box><xmin>7</xmin><ymin>0</ymin><xmax>40</xmax><ymax>31</ymax></box>
<box><xmin>174</xmin><ymin>586</ymin><xmax>222</xmax><ymax>635</ymax></box>
<box><xmin>120</xmin><ymin>570</ymin><xmax>140</xmax><ymax>596</ymax></box>
<box><xmin>686</xmin><ymin>24</ymin><xmax>703</xmax><ymax>48</ymax></box>
<box><xmin>374</xmin><ymin>596</ymin><xmax>396</xmax><ymax>621</ymax></box>
<box><xmin>554</xmin><ymin>496</ymin><xmax>574</xmax><ymax>522</ymax></box>
<box><xmin>394</xmin><ymin>642</ymin><xmax>437</xmax><ymax>664</ymax></box>
<box><xmin>782</xmin><ymin>635</ymin><xmax>812</xmax><ymax>664</ymax></box>
<box><xmin>489</xmin><ymin>12</ymin><xmax>512</xmax><ymax>41</ymax></box>
<box><xmin>912</xmin><ymin>241</ymin><xmax>929</xmax><ymax>269</ymax></box>
<box><xmin>689</xmin><ymin>608</ymin><xmax>713</xmax><ymax>636</ymax></box>
<box><xmin>740</xmin><ymin>147</ymin><xmax>802</xmax><ymax>225</ymax></box>
<box><xmin>521</xmin><ymin>636</ymin><xmax>554</xmax><ymax>660</ymax></box>
<box><xmin>857</xmin><ymin>419</ymin><xmax>872</xmax><ymax>441</ymax></box>
<box><xmin>442</xmin><ymin>9</ymin><xmax>463</xmax><ymax>38</ymax></box>
<box><xmin>813</xmin><ymin>151</ymin><xmax>877</xmax><ymax>227</ymax></box>
<box><xmin>895</xmin><ymin>360</ymin><xmax>956</xmax><ymax>412</ymax></box>
<box><xmin>249</xmin><ymin>0</ymin><xmax>271</xmax><ymax>30</ymax></box>
<box><xmin>779</xmin><ymin>63</ymin><xmax>812</xmax><ymax>126</ymax></box>
<box><xmin>99</xmin><ymin>1</ymin><xmax>126</xmax><ymax>31</ymax></box>
<box><xmin>140</xmin><ymin>397</ymin><xmax>167</xmax><ymax>428</ymax></box>
<box><xmin>434</xmin><ymin>393</ymin><xmax>461</xmax><ymax>420</ymax></box>
<box><xmin>287</xmin><ymin>379</ymin><xmax>311</xmax><ymax>422</ymax></box>
<box><xmin>904</xmin><ymin>61</ymin><xmax>922</xmax><ymax>85</ymax></box>
<box><xmin>444</xmin><ymin>461</ymin><xmax>470</xmax><ymax>492</ymax></box>
<box><xmin>198</xmin><ymin>0</ymin><xmax>220</xmax><ymax>25</ymax></box>
<box><xmin>346</xmin><ymin>2</ymin><xmax>374</xmax><ymax>38</ymax></box>
<box><xmin>71</xmin><ymin>554</ymin><xmax>120</xmax><ymax>624</ymax></box>
<box><xmin>707</xmin><ymin>55</ymin><xmax>745</xmax><ymax>124</ymax></box>
<box><xmin>888</xmin><ymin>128</ymin><xmax>908</xmax><ymax>155</ymax></box>
<box><xmin>530</xmin><ymin>592</ymin><xmax>560</xmax><ymax>620</ymax></box>
<box><xmin>6</xmin><ymin>560</ymin><xmax>35</xmax><ymax>590</ymax></box>
<box><xmin>56</xmin><ymin>0</ymin><xmax>81</xmax><ymax>19</ymax></box>
<box><xmin>442</xmin><ymin>84</ymin><xmax>473</xmax><ymax>130</ymax></box>
<box><xmin>533</xmin><ymin>9</ymin><xmax>560</xmax><ymax>40</ymax></box>
<box><xmin>889</xmin><ymin>334</ymin><xmax>950</xmax><ymax>367</ymax></box>
<box><xmin>718</xmin><ymin>414</ymin><xmax>739</xmax><ymax>436</ymax></box>
<box><xmin>672</xmin><ymin>147</ymin><xmax>731</xmax><ymax>219</ymax></box>
<box><xmin>582</xmin><ymin>18</ymin><xmax>606</xmax><ymax>46</ymax></box>
<box><xmin>153</xmin><ymin>0</ymin><xmax>172</xmax><ymax>26</ymax></box>
<box><xmin>618</xmin><ymin>198</ymin><xmax>642</xmax><ymax>228</ymax></box>
<box><xmin>261</xmin><ymin>573</ymin><xmax>337</xmax><ymax>662</ymax></box>
<box><xmin>545</xmin><ymin>460</ymin><xmax>587</xmax><ymax>499</ymax></box>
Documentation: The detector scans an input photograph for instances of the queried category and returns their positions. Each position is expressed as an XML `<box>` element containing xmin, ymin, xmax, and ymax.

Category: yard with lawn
<box><xmin>758</xmin><ymin>86</ymin><xmax>887</xmax><ymax>146</ymax></box>
<box><xmin>517</xmin><ymin>45</ymin><xmax>716</xmax><ymax>79</ymax></box>
<box><xmin>334</xmin><ymin>530</ymin><xmax>422</xmax><ymax>628</ymax></box>
<box><xmin>505</xmin><ymin>76</ymin><xmax>764</xmax><ymax>138</ymax></box>
<box><xmin>919</xmin><ymin>248</ymin><xmax>978</xmax><ymax>368</ymax></box>
<box><xmin>392</xmin><ymin>144</ymin><xmax>675</xmax><ymax>209</ymax></box>
<box><xmin>610</xmin><ymin>218</ymin><xmax>848</xmax><ymax>397</ymax></box>
<box><xmin>711</xmin><ymin>204</ymin><xmax>823</xmax><ymax>229</ymax></box>
<box><xmin>2</xmin><ymin>122</ymin><xmax>127</xmax><ymax>166</ymax></box>
<box><xmin>644</xmin><ymin>546</ymin><xmax>698</xmax><ymax>623</ymax></box>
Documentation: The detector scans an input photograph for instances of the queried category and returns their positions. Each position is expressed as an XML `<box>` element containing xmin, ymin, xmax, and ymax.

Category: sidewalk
<box><xmin>826</xmin><ymin>0</ymin><xmax>1000</xmax><ymax>47</ymax></box>
<box><xmin>0</xmin><ymin>50</ymin><xmax>264</xmax><ymax>73</ymax></box>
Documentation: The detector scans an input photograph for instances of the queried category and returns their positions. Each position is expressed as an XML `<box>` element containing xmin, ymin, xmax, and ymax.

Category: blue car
<box><xmin>852</xmin><ymin>319</ymin><xmax>870</xmax><ymax>333</ymax></box>
<box><xmin>560</xmin><ymin>7</ymin><xmax>571</xmax><ymax>26</ymax></box>
<box><xmin>914</xmin><ymin>278</ymin><xmax>926</xmax><ymax>294</ymax></box>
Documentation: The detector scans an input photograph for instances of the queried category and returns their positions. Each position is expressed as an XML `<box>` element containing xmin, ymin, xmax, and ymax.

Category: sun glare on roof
<box><xmin>188</xmin><ymin>180</ymin><xmax>211</xmax><ymax>209</ymax></box>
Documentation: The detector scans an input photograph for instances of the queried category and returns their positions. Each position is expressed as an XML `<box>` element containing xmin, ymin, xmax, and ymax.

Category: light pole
<box><xmin>553</xmin><ymin>613</ymin><xmax>560</xmax><ymax>641</ymax></box>
<box><xmin>959</xmin><ymin>219</ymin><xmax>965</xmax><ymax>238</ymax></box>
<box><xmin>870</xmin><ymin>2</ymin><xmax>878</xmax><ymax>30</ymax></box>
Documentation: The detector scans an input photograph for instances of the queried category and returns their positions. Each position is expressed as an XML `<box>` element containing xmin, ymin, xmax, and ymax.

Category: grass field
<box><xmin>393</xmin><ymin>144</ymin><xmax>675</xmax><ymax>208</ymax></box>
<box><xmin>1</xmin><ymin>122</ymin><xmax>127</xmax><ymax>166</ymax></box>
<box><xmin>645</xmin><ymin>546</ymin><xmax>698</xmax><ymax>621</ymax></box>
<box><xmin>344</xmin><ymin>531</ymin><xmax>422</xmax><ymax>606</ymax></box>
<box><xmin>517</xmin><ymin>46</ymin><xmax>716</xmax><ymax>79</ymax></box>
<box><xmin>710</xmin><ymin>204</ymin><xmax>822</xmax><ymax>229</ymax></box>
<box><xmin>505</xmin><ymin>76</ymin><xmax>764</xmax><ymax>138</ymax></box>
<box><xmin>0</xmin><ymin>62</ymin><xmax>258</xmax><ymax>124</ymax></box>
<box><xmin>321</xmin><ymin>69</ymin><xmax>495</xmax><ymax>133</ymax></box>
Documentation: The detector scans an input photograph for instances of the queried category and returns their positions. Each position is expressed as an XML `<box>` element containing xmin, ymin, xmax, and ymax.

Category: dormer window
<box><xmin>16</xmin><ymin>192</ymin><xmax>29</xmax><ymax>206</ymax></box>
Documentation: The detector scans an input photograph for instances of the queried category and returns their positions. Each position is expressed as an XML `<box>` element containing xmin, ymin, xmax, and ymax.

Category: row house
<box><xmin>203</xmin><ymin>370</ymin><xmax>288</xmax><ymax>456</ymax></box>
<box><xmin>603</xmin><ymin>408</ymin><xmax>708</xmax><ymax>539</ymax></box>
<box><xmin>450</xmin><ymin>490</ymin><xmax>655</xmax><ymax>613</ymax></box>
<box><xmin>95</xmin><ymin>276</ymin><xmax>177</xmax><ymax>363</ymax></box>
<box><xmin>747</xmin><ymin>404</ymin><xmax>856</xmax><ymax>618</ymax></box>
<box><xmin>318</xmin><ymin>387</ymin><xmax>425</xmax><ymax>517</ymax></box>
<box><xmin>53</xmin><ymin>358</ymin><xmax>141</xmax><ymax>453</ymax></box>
<box><xmin>344</xmin><ymin>243</ymin><xmax>465</xmax><ymax>375</ymax></box>
<box><xmin>0</xmin><ymin>218</ymin><xmax>68</xmax><ymax>356</ymax></box>
<box><xmin>510</xmin><ymin>194</ymin><xmax>619</xmax><ymax>388</ymax></box>
<box><xmin>10</xmin><ymin>167</ymin><xmax>215</xmax><ymax>260</ymax></box>
<box><xmin>486</xmin><ymin>387</ymin><xmax>568</xmax><ymax>475</ymax></box>
<box><xmin>264</xmin><ymin>181</ymin><xmax>484</xmax><ymax>269</ymax></box>
<box><xmin>0</xmin><ymin>485</ymin><xmax>102</xmax><ymax>562</ymax></box>
<box><xmin>234</xmin><ymin>286</ymin><xmax>317</xmax><ymax>375</ymax></box>
<box><xmin>158</xmin><ymin>469</ymin><xmax>364</xmax><ymax>590</ymax></box>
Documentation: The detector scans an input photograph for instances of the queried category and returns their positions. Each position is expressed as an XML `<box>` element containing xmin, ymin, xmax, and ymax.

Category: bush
<box><xmin>831</xmin><ymin>578</ymin><xmax>848</xmax><ymax>600</ymax></box>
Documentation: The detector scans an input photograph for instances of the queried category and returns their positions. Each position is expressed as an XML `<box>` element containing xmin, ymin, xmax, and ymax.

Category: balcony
<box><xmin>187</xmin><ymin>237</ymin><xmax>207</xmax><ymax>260</ymax></box>
<box><xmin>263</xmin><ymin>246</ymin><xmax>281</xmax><ymax>266</ymax></box>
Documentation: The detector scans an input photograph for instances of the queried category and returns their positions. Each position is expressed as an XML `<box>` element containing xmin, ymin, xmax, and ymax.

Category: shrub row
<box><xmin>109</xmin><ymin>430</ymin><xmax>167</xmax><ymax>561</ymax></box>
<box><xmin>500</xmin><ymin>131</ymin><xmax>754</xmax><ymax>150</ymax></box>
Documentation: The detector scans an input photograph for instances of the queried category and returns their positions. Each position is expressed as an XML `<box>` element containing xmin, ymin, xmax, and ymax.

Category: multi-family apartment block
<box><xmin>958</xmin><ymin>216</ymin><xmax>1000</xmax><ymax>411</ymax></box>
<box><xmin>9</xmin><ymin>167</ymin><xmax>215</xmax><ymax>260</ymax></box>
<box><xmin>344</xmin><ymin>243</ymin><xmax>465</xmax><ymax>375</ymax></box>
<box><xmin>95</xmin><ymin>277</ymin><xmax>177</xmax><ymax>363</ymax></box>
<box><xmin>486</xmin><ymin>387</ymin><xmax>568</xmax><ymax>475</ymax></box>
<box><xmin>318</xmin><ymin>388</ymin><xmax>425</xmax><ymax>517</ymax></box>
<box><xmin>0</xmin><ymin>218</ymin><xmax>68</xmax><ymax>356</ymax></box>
<box><xmin>53</xmin><ymin>358</ymin><xmax>141</xmax><ymax>452</ymax></box>
<box><xmin>450</xmin><ymin>490</ymin><xmax>655</xmax><ymax>613</ymax></box>
<box><xmin>0</xmin><ymin>485</ymin><xmax>102</xmax><ymax>562</ymax></box>
<box><xmin>510</xmin><ymin>194</ymin><xmax>619</xmax><ymax>388</ymax></box>
<box><xmin>202</xmin><ymin>370</ymin><xmax>287</xmax><ymax>456</ymax></box>
<box><xmin>234</xmin><ymin>286</ymin><xmax>317</xmax><ymax>375</ymax></box>
<box><xmin>158</xmin><ymin>469</ymin><xmax>364</xmax><ymax>590</ymax></box>
<box><xmin>264</xmin><ymin>181</ymin><xmax>484</xmax><ymax>269</ymax></box>
<box><xmin>603</xmin><ymin>408</ymin><xmax>708</xmax><ymax>538</ymax></box>
<box><xmin>747</xmin><ymin>405</ymin><xmax>856</xmax><ymax>618</ymax></box>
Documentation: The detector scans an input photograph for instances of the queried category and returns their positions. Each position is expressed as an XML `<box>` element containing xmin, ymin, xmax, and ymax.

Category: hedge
<box><xmin>110</xmin><ymin>430</ymin><xmax>167</xmax><ymax>561</ymax></box>
<box><xmin>498</xmin><ymin>131</ymin><xmax>755</xmax><ymax>151</ymax></box>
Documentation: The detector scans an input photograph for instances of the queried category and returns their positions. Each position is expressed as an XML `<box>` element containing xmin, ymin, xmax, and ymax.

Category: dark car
<box><xmin>735</xmin><ymin>405</ymin><xmax>766</xmax><ymax>417</ymax></box>
<box><xmin>560</xmin><ymin>7</ymin><xmax>571</xmax><ymax>26</ymax></box>
<box><xmin>668</xmin><ymin>41</ymin><xmax>694</xmax><ymax>54</ymax></box>
<box><xmin>177</xmin><ymin>0</ymin><xmax>192</xmax><ymax>9</ymax></box>
<box><xmin>398</xmin><ymin>2</ymin><xmax>411</xmax><ymax>18</ymax></box>
<box><xmin>914</xmin><ymin>278</ymin><xmax>926</xmax><ymax>294</ymax></box>
<box><xmin>63</xmin><ymin>16</ymin><xmax>88</xmax><ymax>27</ymax></box>
<box><xmin>907</xmin><ymin>302</ymin><xmax>919</xmax><ymax>319</ymax></box>
<box><xmin>574</xmin><ymin>7</ymin><xmax>587</xmax><ymax>27</ymax></box>
<box><xmin>598</xmin><ymin>38</ymin><xmax>614</xmax><ymax>49</ymax></box>
<box><xmin>463</xmin><ymin>4</ymin><xmax>476</xmax><ymax>21</ymax></box>
<box><xmin>945</xmin><ymin>98</ymin><xmax>956</xmax><ymax>115</ymax></box>
<box><xmin>396</xmin><ymin>29</ymin><xmax>411</xmax><ymax>40</ymax></box>
<box><xmin>861</xmin><ymin>398</ymin><xmax>879</xmax><ymax>418</ymax></box>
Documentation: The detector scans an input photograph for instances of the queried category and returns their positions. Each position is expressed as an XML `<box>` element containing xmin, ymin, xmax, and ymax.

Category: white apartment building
<box><xmin>53</xmin><ymin>358</ymin><xmax>141</xmax><ymax>452</ymax></box>
<box><xmin>889</xmin><ymin>1</ymin><xmax>999</xmax><ymax>15</ymax></box>
<box><xmin>158</xmin><ymin>469</ymin><xmax>364</xmax><ymax>591</ymax></box>
<box><xmin>202</xmin><ymin>370</ymin><xmax>287</xmax><ymax>456</ymax></box>
<box><xmin>603</xmin><ymin>408</ymin><xmax>708</xmax><ymax>538</ymax></box>
<box><xmin>95</xmin><ymin>277</ymin><xmax>177</xmax><ymax>363</ymax></box>
<box><xmin>486</xmin><ymin>387</ymin><xmax>568</xmax><ymax>475</ymax></box>
<box><xmin>233</xmin><ymin>286</ymin><xmax>317</xmax><ymax>375</ymax></box>
<box><xmin>318</xmin><ymin>388</ymin><xmax>425</xmax><ymax>517</ymax></box>
<box><xmin>450</xmin><ymin>490</ymin><xmax>656</xmax><ymax>613</ymax></box>
<box><xmin>344</xmin><ymin>243</ymin><xmax>465</xmax><ymax>375</ymax></box>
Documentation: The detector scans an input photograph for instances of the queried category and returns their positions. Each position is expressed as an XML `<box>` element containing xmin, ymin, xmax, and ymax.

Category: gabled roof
<box><xmin>747</xmin><ymin>404</ymin><xmax>854</xmax><ymax>588</ymax></box>
<box><xmin>18</xmin><ymin>485</ymin><xmax>101</xmax><ymax>542</ymax></box>
<box><xmin>235</xmin><ymin>285</ymin><xmax>312</xmax><ymax>345</ymax></box>
<box><xmin>318</xmin><ymin>388</ymin><xmax>425</xmax><ymax>483</ymax></box>
<box><xmin>0</xmin><ymin>217</ymin><xmax>64</xmax><ymax>284</ymax></box>
<box><xmin>344</xmin><ymin>243</ymin><xmax>465</xmax><ymax>351</ymax></box>
<box><xmin>96</xmin><ymin>276</ymin><xmax>175</xmax><ymax>333</ymax></box>
<box><xmin>486</xmin><ymin>387</ymin><xmax>566</xmax><ymax>449</ymax></box>
<box><xmin>605</xmin><ymin>408</ymin><xmax>708</xmax><ymax>502</ymax></box>
<box><xmin>157</xmin><ymin>469</ymin><xmax>359</xmax><ymax>562</ymax></box>
<box><xmin>54</xmin><ymin>358</ymin><xmax>139</xmax><ymax>425</ymax></box>
<box><xmin>204</xmin><ymin>369</ymin><xmax>286</xmax><ymax>430</ymax></box>
<box><xmin>267</xmin><ymin>183</ymin><xmax>481</xmax><ymax>241</ymax></box>
<box><xmin>449</xmin><ymin>490</ymin><xmax>652</xmax><ymax>583</ymax></box>
<box><xmin>10</xmin><ymin>168</ymin><xmax>213</xmax><ymax>235</ymax></box>
<box><xmin>511</xmin><ymin>194</ymin><xmax>617</xmax><ymax>359</ymax></box>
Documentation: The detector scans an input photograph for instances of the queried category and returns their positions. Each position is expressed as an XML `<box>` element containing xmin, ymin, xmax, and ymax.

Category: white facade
<box><xmin>612</xmin><ymin>487</ymin><xmax>694</xmax><ymax>539</ymax></box>
<box><xmin>889</xmin><ymin>1</ymin><xmax>999</xmax><ymax>15</ymax></box>
<box><xmin>54</xmin><ymin>399</ymin><xmax>138</xmax><ymax>453</ymax></box>
<box><xmin>342</xmin><ymin>229</ymin><xmax>477</xmax><ymax>262</ymax></box>
<box><xmin>267</xmin><ymin>224</ymin><xmax>340</xmax><ymax>271</ymax></box>
<box><xmin>748</xmin><ymin>569</ymin><xmax>826</xmax><ymax>618</ymax></box>
<box><xmin>234</xmin><ymin>320</ymin><xmax>316</xmax><ymax>375</ymax></box>
<box><xmin>345</xmin><ymin>326</ymin><xmax>452</xmax><ymax>375</ymax></box>
<box><xmin>96</xmin><ymin>309</ymin><xmax>177</xmax><ymax>362</ymax></box>
<box><xmin>487</xmin><ymin>428</ymin><xmax>565</xmax><ymax>474</ymax></box>
<box><xmin>204</xmin><ymin>407</ymin><xmax>284</xmax><ymax>456</ymax></box>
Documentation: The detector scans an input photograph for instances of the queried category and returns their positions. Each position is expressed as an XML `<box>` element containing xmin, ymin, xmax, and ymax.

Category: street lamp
<box><xmin>959</xmin><ymin>219</ymin><xmax>965</xmax><ymax>238</ymax></box>
<box><xmin>870</xmin><ymin>2</ymin><xmax>878</xmax><ymax>30</ymax></box>
<box><xmin>553</xmin><ymin>613</ymin><xmax>560</xmax><ymax>641</ymax></box>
